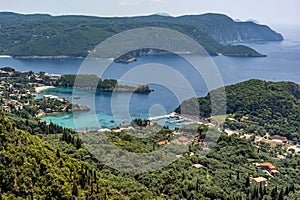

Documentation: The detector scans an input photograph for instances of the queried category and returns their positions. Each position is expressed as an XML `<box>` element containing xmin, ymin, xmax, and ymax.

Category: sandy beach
<box><xmin>35</xmin><ymin>86</ymin><xmax>55</xmax><ymax>93</ymax></box>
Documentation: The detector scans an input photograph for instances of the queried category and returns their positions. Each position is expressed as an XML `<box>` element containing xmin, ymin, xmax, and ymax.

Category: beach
<box><xmin>35</xmin><ymin>86</ymin><xmax>55</xmax><ymax>93</ymax></box>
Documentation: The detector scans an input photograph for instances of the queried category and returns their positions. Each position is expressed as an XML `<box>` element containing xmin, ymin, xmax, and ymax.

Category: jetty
<box><xmin>147</xmin><ymin>112</ymin><xmax>177</xmax><ymax>121</ymax></box>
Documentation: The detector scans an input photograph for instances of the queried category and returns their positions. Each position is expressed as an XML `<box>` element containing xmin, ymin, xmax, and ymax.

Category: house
<box><xmin>178</xmin><ymin>136</ymin><xmax>188</xmax><ymax>142</ymax></box>
<box><xmin>176</xmin><ymin>155</ymin><xmax>183</xmax><ymax>158</ymax></box>
<box><xmin>251</xmin><ymin>177</ymin><xmax>268</xmax><ymax>185</ymax></box>
<box><xmin>192</xmin><ymin>164</ymin><xmax>204</xmax><ymax>169</ymax></box>
<box><xmin>45</xmin><ymin>108</ymin><xmax>52</xmax><ymax>113</ymax></box>
<box><xmin>269</xmin><ymin>135</ymin><xmax>288</xmax><ymax>143</ymax></box>
<box><xmin>287</xmin><ymin>145</ymin><xmax>300</xmax><ymax>154</ymax></box>
<box><xmin>111</xmin><ymin>127</ymin><xmax>122</xmax><ymax>133</ymax></box>
<box><xmin>157</xmin><ymin>140</ymin><xmax>167</xmax><ymax>145</ymax></box>
<box><xmin>258</xmin><ymin>162</ymin><xmax>279</xmax><ymax>176</ymax></box>
<box><xmin>45</xmin><ymin>73</ymin><xmax>61</xmax><ymax>80</ymax></box>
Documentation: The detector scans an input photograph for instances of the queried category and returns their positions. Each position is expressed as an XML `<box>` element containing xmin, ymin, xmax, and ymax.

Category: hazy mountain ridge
<box><xmin>129</xmin><ymin>13</ymin><xmax>283</xmax><ymax>43</ymax></box>
<box><xmin>0</xmin><ymin>12</ymin><xmax>281</xmax><ymax>57</ymax></box>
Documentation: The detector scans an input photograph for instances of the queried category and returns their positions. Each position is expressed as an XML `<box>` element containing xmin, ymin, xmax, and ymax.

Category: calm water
<box><xmin>1</xmin><ymin>28</ymin><xmax>299</xmax><ymax>130</ymax></box>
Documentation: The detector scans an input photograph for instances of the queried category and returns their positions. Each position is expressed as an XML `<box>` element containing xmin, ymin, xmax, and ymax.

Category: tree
<box><xmin>245</xmin><ymin>176</ymin><xmax>250</xmax><ymax>188</ymax></box>
<box><xmin>271</xmin><ymin>186</ymin><xmax>278</xmax><ymax>199</ymax></box>
<box><xmin>72</xmin><ymin>184</ymin><xmax>78</xmax><ymax>197</ymax></box>
<box><xmin>56</xmin><ymin>149</ymin><xmax>60</xmax><ymax>158</ymax></box>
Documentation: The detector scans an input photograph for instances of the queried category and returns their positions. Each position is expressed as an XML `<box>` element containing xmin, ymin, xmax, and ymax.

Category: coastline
<box><xmin>0</xmin><ymin>55</ymin><xmax>11</xmax><ymax>58</ymax></box>
<box><xmin>13</xmin><ymin>55</ymin><xmax>76</xmax><ymax>59</ymax></box>
<box><xmin>35</xmin><ymin>86</ymin><xmax>55</xmax><ymax>93</ymax></box>
<box><xmin>38</xmin><ymin>111</ymin><xmax>71</xmax><ymax>118</ymax></box>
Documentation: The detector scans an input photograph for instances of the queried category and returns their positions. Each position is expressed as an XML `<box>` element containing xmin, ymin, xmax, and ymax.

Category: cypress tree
<box><xmin>72</xmin><ymin>184</ymin><xmax>78</xmax><ymax>197</ymax></box>
<box><xmin>245</xmin><ymin>176</ymin><xmax>250</xmax><ymax>187</ymax></box>
<box><xmin>237</xmin><ymin>171</ymin><xmax>240</xmax><ymax>180</ymax></box>
<box><xmin>271</xmin><ymin>186</ymin><xmax>278</xmax><ymax>199</ymax></box>
<box><xmin>56</xmin><ymin>149</ymin><xmax>60</xmax><ymax>158</ymax></box>
<box><xmin>284</xmin><ymin>186</ymin><xmax>289</xmax><ymax>196</ymax></box>
<box><xmin>259</xmin><ymin>183</ymin><xmax>263</xmax><ymax>197</ymax></box>
<box><xmin>278</xmin><ymin>189</ymin><xmax>284</xmax><ymax>200</ymax></box>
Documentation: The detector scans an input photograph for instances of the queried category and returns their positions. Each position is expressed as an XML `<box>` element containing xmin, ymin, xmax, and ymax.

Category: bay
<box><xmin>1</xmin><ymin>28</ymin><xmax>299</xmax><ymax>130</ymax></box>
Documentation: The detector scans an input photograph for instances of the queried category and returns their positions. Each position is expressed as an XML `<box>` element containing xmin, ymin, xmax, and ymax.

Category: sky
<box><xmin>0</xmin><ymin>0</ymin><xmax>299</xmax><ymax>27</ymax></box>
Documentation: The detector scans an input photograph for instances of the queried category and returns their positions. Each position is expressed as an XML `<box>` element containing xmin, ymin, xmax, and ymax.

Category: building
<box><xmin>157</xmin><ymin>140</ymin><xmax>167</xmax><ymax>145</ymax></box>
<box><xmin>287</xmin><ymin>145</ymin><xmax>300</xmax><ymax>154</ymax></box>
<box><xmin>251</xmin><ymin>177</ymin><xmax>268</xmax><ymax>185</ymax></box>
<box><xmin>178</xmin><ymin>136</ymin><xmax>188</xmax><ymax>142</ymax></box>
<box><xmin>45</xmin><ymin>73</ymin><xmax>61</xmax><ymax>80</ymax></box>
<box><xmin>258</xmin><ymin>162</ymin><xmax>279</xmax><ymax>176</ymax></box>
<box><xmin>43</xmin><ymin>95</ymin><xmax>59</xmax><ymax>100</ymax></box>
<box><xmin>192</xmin><ymin>164</ymin><xmax>204</xmax><ymax>169</ymax></box>
<box><xmin>269</xmin><ymin>135</ymin><xmax>288</xmax><ymax>143</ymax></box>
<box><xmin>45</xmin><ymin>108</ymin><xmax>52</xmax><ymax>113</ymax></box>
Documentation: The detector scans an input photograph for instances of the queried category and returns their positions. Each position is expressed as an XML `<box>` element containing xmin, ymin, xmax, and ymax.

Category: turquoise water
<box><xmin>2</xmin><ymin>28</ymin><xmax>300</xmax><ymax>130</ymax></box>
<box><xmin>38</xmin><ymin>87</ymin><xmax>179</xmax><ymax>130</ymax></box>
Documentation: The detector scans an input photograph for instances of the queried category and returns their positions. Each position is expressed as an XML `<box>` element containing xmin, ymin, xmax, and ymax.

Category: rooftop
<box><xmin>251</xmin><ymin>177</ymin><xmax>267</xmax><ymax>183</ymax></box>
<box><xmin>259</xmin><ymin>162</ymin><xmax>276</xmax><ymax>169</ymax></box>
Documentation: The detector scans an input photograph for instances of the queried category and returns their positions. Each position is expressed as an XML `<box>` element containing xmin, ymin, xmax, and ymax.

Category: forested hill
<box><xmin>130</xmin><ymin>13</ymin><xmax>283</xmax><ymax>43</ymax></box>
<box><xmin>0</xmin><ymin>114</ymin><xmax>153</xmax><ymax>199</ymax></box>
<box><xmin>0</xmin><ymin>12</ymin><xmax>282</xmax><ymax>57</ymax></box>
<box><xmin>1</xmin><ymin>79</ymin><xmax>300</xmax><ymax>199</ymax></box>
<box><xmin>176</xmin><ymin>79</ymin><xmax>300</xmax><ymax>141</ymax></box>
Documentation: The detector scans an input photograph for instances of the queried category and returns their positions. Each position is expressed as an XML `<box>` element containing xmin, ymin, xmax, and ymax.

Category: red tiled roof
<box><xmin>178</xmin><ymin>136</ymin><xmax>188</xmax><ymax>141</ymax></box>
<box><xmin>259</xmin><ymin>162</ymin><xmax>276</xmax><ymax>170</ymax></box>
<box><xmin>157</xmin><ymin>140</ymin><xmax>167</xmax><ymax>145</ymax></box>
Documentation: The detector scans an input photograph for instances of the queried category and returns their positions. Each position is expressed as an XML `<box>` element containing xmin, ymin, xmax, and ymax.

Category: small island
<box><xmin>54</xmin><ymin>74</ymin><xmax>152</xmax><ymax>93</ymax></box>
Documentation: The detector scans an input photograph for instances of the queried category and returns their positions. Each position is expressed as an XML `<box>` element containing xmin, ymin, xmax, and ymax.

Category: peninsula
<box><xmin>0</xmin><ymin>12</ymin><xmax>283</xmax><ymax>58</ymax></box>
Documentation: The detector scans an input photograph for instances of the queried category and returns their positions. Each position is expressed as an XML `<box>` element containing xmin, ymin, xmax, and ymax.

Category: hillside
<box><xmin>132</xmin><ymin>13</ymin><xmax>283</xmax><ymax>43</ymax></box>
<box><xmin>1</xmin><ymin>76</ymin><xmax>300</xmax><ymax>199</ymax></box>
<box><xmin>175</xmin><ymin>79</ymin><xmax>300</xmax><ymax>142</ymax></box>
<box><xmin>0</xmin><ymin>12</ymin><xmax>281</xmax><ymax>57</ymax></box>
<box><xmin>0</xmin><ymin>113</ymin><xmax>154</xmax><ymax>199</ymax></box>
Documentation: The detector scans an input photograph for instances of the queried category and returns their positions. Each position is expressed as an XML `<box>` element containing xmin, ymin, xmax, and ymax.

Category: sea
<box><xmin>1</xmin><ymin>26</ymin><xmax>299</xmax><ymax>130</ymax></box>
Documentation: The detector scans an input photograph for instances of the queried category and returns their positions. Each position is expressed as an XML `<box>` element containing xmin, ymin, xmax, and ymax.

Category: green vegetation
<box><xmin>0</xmin><ymin>114</ymin><xmax>135</xmax><ymax>199</ymax></box>
<box><xmin>54</xmin><ymin>74</ymin><xmax>117</xmax><ymax>90</ymax></box>
<box><xmin>1</xmin><ymin>71</ymin><xmax>299</xmax><ymax>199</ymax></box>
<box><xmin>42</xmin><ymin>127</ymin><xmax>300</xmax><ymax>200</ymax></box>
<box><xmin>0</xmin><ymin>12</ymin><xmax>283</xmax><ymax>58</ymax></box>
<box><xmin>54</xmin><ymin>74</ymin><xmax>151</xmax><ymax>93</ymax></box>
<box><xmin>176</xmin><ymin>79</ymin><xmax>300</xmax><ymax>142</ymax></box>
<box><xmin>222</xmin><ymin>45</ymin><xmax>267</xmax><ymax>57</ymax></box>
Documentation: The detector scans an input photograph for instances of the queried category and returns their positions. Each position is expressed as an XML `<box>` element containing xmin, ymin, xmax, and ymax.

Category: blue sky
<box><xmin>0</xmin><ymin>0</ymin><xmax>299</xmax><ymax>26</ymax></box>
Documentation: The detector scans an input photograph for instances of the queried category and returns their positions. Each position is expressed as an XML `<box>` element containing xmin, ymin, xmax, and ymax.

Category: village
<box><xmin>1</xmin><ymin>66</ymin><xmax>299</xmax><ymax>190</ymax></box>
<box><xmin>0</xmin><ymin>67</ymin><xmax>89</xmax><ymax>117</ymax></box>
<box><xmin>100</xmin><ymin>111</ymin><xmax>300</xmax><ymax>188</ymax></box>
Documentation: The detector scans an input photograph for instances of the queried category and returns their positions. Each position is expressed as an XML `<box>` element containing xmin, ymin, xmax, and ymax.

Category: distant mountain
<box><xmin>130</xmin><ymin>13</ymin><xmax>283</xmax><ymax>43</ymax></box>
<box><xmin>245</xmin><ymin>19</ymin><xmax>261</xmax><ymax>24</ymax></box>
<box><xmin>155</xmin><ymin>12</ymin><xmax>171</xmax><ymax>17</ymax></box>
<box><xmin>0</xmin><ymin>12</ymin><xmax>282</xmax><ymax>58</ymax></box>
